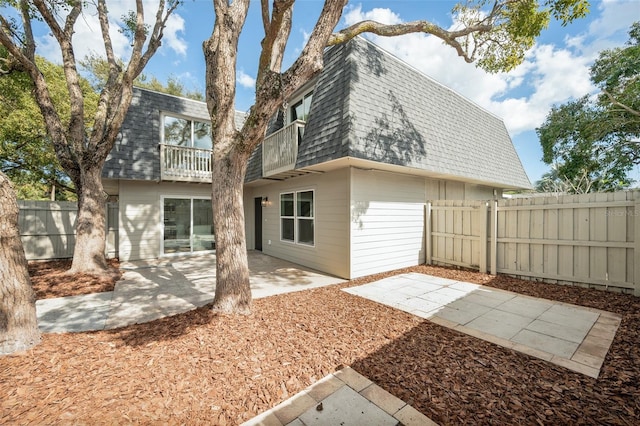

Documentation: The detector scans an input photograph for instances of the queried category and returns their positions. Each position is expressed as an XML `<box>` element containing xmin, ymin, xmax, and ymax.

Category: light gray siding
<box><xmin>118</xmin><ymin>181</ymin><xmax>211</xmax><ymax>261</ymax></box>
<box><xmin>245</xmin><ymin>169</ymin><xmax>350</xmax><ymax>278</ymax></box>
<box><xmin>350</xmin><ymin>169</ymin><xmax>426</xmax><ymax>278</ymax></box>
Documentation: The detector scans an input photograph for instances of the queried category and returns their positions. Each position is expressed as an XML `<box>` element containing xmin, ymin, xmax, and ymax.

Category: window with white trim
<box><xmin>288</xmin><ymin>91</ymin><xmax>313</xmax><ymax>123</ymax></box>
<box><xmin>280</xmin><ymin>190</ymin><xmax>314</xmax><ymax>245</ymax></box>
<box><xmin>163</xmin><ymin>114</ymin><xmax>212</xmax><ymax>149</ymax></box>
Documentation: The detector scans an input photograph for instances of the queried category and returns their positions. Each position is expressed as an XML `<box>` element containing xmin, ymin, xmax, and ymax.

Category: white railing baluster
<box><xmin>262</xmin><ymin>120</ymin><xmax>305</xmax><ymax>177</ymax></box>
<box><xmin>160</xmin><ymin>144</ymin><xmax>213</xmax><ymax>182</ymax></box>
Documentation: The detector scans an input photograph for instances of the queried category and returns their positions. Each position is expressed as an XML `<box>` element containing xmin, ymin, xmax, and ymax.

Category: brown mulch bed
<box><xmin>28</xmin><ymin>258</ymin><xmax>121</xmax><ymax>299</ymax></box>
<box><xmin>1</xmin><ymin>264</ymin><xmax>638</xmax><ymax>424</ymax></box>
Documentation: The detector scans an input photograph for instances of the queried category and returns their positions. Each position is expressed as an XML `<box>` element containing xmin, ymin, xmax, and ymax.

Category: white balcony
<box><xmin>160</xmin><ymin>144</ymin><xmax>212</xmax><ymax>183</ymax></box>
<box><xmin>262</xmin><ymin>120</ymin><xmax>305</xmax><ymax>177</ymax></box>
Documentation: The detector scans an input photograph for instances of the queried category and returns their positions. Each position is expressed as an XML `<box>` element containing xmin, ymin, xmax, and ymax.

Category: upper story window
<box><xmin>163</xmin><ymin>114</ymin><xmax>212</xmax><ymax>150</ymax></box>
<box><xmin>289</xmin><ymin>91</ymin><xmax>313</xmax><ymax>123</ymax></box>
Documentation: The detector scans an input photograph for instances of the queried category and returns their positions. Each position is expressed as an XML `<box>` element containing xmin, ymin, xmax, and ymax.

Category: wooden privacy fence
<box><xmin>18</xmin><ymin>200</ymin><xmax>119</xmax><ymax>261</ymax></box>
<box><xmin>426</xmin><ymin>191</ymin><xmax>640</xmax><ymax>296</ymax></box>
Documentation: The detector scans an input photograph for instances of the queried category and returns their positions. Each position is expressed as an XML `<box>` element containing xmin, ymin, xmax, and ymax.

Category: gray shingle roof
<box><xmin>104</xmin><ymin>87</ymin><xmax>246</xmax><ymax>181</ymax></box>
<box><xmin>293</xmin><ymin>37</ymin><xmax>531</xmax><ymax>189</ymax></box>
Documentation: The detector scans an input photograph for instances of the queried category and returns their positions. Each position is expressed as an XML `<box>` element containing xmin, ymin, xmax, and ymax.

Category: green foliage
<box><xmin>456</xmin><ymin>0</ymin><xmax>588</xmax><ymax>73</ymax></box>
<box><xmin>80</xmin><ymin>53</ymin><xmax>203</xmax><ymax>100</ymax></box>
<box><xmin>0</xmin><ymin>51</ymin><xmax>99</xmax><ymax>200</ymax></box>
<box><xmin>537</xmin><ymin>22</ymin><xmax>640</xmax><ymax>193</ymax></box>
<box><xmin>136</xmin><ymin>74</ymin><xmax>204</xmax><ymax>101</ymax></box>
<box><xmin>119</xmin><ymin>10</ymin><xmax>149</xmax><ymax>42</ymax></box>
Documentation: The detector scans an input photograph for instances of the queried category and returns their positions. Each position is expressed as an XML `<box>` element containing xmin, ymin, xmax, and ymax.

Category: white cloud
<box><xmin>237</xmin><ymin>70</ymin><xmax>256</xmax><ymax>88</ymax></box>
<box><xmin>338</xmin><ymin>2</ymin><xmax>632</xmax><ymax>136</ymax></box>
<box><xmin>35</xmin><ymin>1</ymin><xmax>187</xmax><ymax>65</ymax></box>
<box><xmin>343</xmin><ymin>4</ymin><xmax>402</xmax><ymax>25</ymax></box>
<box><xmin>163</xmin><ymin>13</ymin><xmax>187</xmax><ymax>57</ymax></box>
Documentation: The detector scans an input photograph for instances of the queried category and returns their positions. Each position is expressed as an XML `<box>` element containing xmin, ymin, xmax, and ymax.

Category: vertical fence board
<box><xmin>427</xmin><ymin>190</ymin><xmax>638</xmax><ymax>294</ymax></box>
<box><xmin>19</xmin><ymin>201</ymin><xmax>119</xmax><ymax>260</ymax></box>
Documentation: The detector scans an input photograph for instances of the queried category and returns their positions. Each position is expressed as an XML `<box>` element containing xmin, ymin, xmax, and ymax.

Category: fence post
<box><xmin>425</xmin><ymin>202</ymin><xmax>432</xmax><ymax>265</ymax></box>
<box><xmin>490</xmin><ymin>200</ymin><xmax>498</xmax><ymax>275</ymax></box>
<box><xmin>634</xmin><ymin>200</ymin><xmax>640</xmax><ymax>296</ymax></box>
<box><xmin>479</xmin><ymin>201</ymin><xmax>488</xmax><ymax>273</ymax></box>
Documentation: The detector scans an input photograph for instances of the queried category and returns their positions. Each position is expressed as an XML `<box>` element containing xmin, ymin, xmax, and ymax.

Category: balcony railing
<box><xmin>160</xmin><ymin>144</ymin><xmax>212</xmax><ymax>182</ymax></box>
<box><xmin>262</xmin><ymin>120</ymin><xmax>305</xmax><ymax>177</ymax></box>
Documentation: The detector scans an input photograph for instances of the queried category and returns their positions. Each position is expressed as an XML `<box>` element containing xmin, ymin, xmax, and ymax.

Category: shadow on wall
<box><xmin>121</xmin><ymin>202</ymin><xmax>158</xmax><ymax>262</ymax></box>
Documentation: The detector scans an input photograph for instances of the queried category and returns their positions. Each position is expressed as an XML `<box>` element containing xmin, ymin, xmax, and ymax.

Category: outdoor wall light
<box><xmin>261</xmin><ymin>197</ymin><xmax>269</xmax><ymax>207</ymax></box>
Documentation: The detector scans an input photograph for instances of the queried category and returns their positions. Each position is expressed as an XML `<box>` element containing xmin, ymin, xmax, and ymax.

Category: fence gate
<box><xmin>426</xmin><ymin>191</ymin><xmax>640</xmax><ymax>296</ymax></box>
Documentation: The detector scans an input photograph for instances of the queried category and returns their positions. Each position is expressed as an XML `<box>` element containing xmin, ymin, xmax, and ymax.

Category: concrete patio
<box><xmin>36</xmin><ymin>251</ymin><xmax>345</xmax><ymax>333</ymax></box>
<box><xmin>343</xmin><ymin>273</ymin><xmax>622</xmax><ymax>379</ymax></box>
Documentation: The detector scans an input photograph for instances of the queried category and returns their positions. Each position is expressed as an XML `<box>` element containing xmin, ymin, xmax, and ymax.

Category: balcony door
<box><xmin>162</xmin><ymin>197</ymin><xmax>214</xmax><ymax>255</ymax></box>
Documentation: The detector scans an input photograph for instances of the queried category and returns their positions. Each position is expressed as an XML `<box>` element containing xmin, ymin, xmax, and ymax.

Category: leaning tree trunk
<box><xmin>210</xmin><ymin>148</ymin><xmax>252</xmax><ymax>314</ymax></box>
<box><xmin>68</xmin><ymin>164</ymin><xmax>110</xmax><ymax>275</ymax></box>
<box><xmin>0</xmin><ymin>172</ymin><xmax>41</xmax><ymax>355</ymax></box>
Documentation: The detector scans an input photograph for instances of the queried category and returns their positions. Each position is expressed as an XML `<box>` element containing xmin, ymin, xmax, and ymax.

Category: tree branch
<box><xmin>33</xmin><ymin>0</ymin><xmax>85</xmax><ymax>156</ymax></box>
<box><xmin>260</xmin><ymin>0</ymin><xmax>270</xmax><ymax>35</ymax></box>
<box><xmin>329</xmin><ymin>19</ymin><xmax>493</xmax><ymax>63</ymax></box>
<box><xmin>257</xmin><ymin>0</ymin><xmax>294</xmax><ymax>81</ymax></box>
<box><xmin>602</xmin><ymin>89</ymin><xmax>640</xmax><ymax>118</ymax></box>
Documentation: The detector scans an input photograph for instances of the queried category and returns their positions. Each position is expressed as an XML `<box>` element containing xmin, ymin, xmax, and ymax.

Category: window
<box><xmin>289</xmin><ymin>91</ymin><xmax>313</xmax><ymax>123</ymax></box>
<box><xmin>280</xmin><ymin>190</ymin><xmax>314</xmax><ymax>246</ymax></box>
<box><xmin>163</xmin><ymin>114</ymin><xmax>212</xmax><ymax>149</ymax></box>
<box><xmin>162</xmin><ymin>197</ymin><xmax>214</xmax><ymax>255</ymax></box>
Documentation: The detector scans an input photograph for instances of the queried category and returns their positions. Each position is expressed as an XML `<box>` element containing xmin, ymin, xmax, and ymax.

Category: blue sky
<box><xmin>29</xmin><ymin>0</ymin><xmax>640</xmax><ymax>185</ymax></box>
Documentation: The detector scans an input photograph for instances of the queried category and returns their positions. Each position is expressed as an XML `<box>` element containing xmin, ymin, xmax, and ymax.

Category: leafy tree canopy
<box><xmin>537</xmin><ymin>22</ymin><xmax>640</xmax><ymax>193</ymax></box>
<box><xmin>0</xmin><ymin>48</ymin><xmax>98</xmax><ymax>200</ymax></box>
<box><xmin>80</xmin><ymin>53</ymin><xmax>203</xmax><ymax>101</ymax></box>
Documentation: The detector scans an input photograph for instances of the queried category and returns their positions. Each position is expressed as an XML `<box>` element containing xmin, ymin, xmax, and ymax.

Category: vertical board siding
<box><xmin>430</xmin><ymin>201</ymin><xmax>485</xmax><ymax>269</ymax></box>
<box><xmin>18</xmin><ymin>200</ymin><xmax>118</xmax><ymax>260</ymax></box>
<box><xmin>427</xmin><ymin>191</ymin><xmax>640</xmax><ymax>295</ymax></box>
<box><xmin>350</xmin><ymin>169</ymin><xmax>426</xmax><ymax>278</ymax></box>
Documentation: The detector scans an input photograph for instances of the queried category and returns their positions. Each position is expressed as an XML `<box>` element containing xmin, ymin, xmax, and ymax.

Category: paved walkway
<box><xmin>242</xmin><ymin>367</ymin><xmax>437</xmax><ymax>426</ymax></box>
<box><xmin>343</xmin><ymin>272</ymin><xmax>622</xmax><ymax>379</ymax></box>
<box><xmin>36</xmin><ymin>252</ymin><xmax>345</xmax><ymax>333</ymax></box>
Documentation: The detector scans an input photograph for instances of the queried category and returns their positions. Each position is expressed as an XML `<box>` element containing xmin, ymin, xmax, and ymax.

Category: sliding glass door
<box><xmin>163</xmin><ymin>197</ymin><xmax>214</xmax><ymax>255</ymax></box>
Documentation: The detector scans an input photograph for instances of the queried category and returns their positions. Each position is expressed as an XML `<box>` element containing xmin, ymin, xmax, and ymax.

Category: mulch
<box><xmin>1</xmin><ymin>263</ymin><xmax>638</xmax><ymax>424</ymax></box>
<box><xmin>28</xmin><ymin>258</ymin><xmax>121</xmax><ymax>299</ymax></box>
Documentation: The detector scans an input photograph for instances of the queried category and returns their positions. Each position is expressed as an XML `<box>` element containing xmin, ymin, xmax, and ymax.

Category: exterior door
<box><xmin>163</xmin><ymin>197</ymin><xmax>214</xmax><ymax>254</ymax></box>
<box><xmin>254</xmin><ymin>197</ymin><xmax>263</xmax><ymax>251</ymax></box>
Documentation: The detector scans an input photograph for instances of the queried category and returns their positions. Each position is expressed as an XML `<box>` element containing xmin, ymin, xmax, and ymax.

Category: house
<box><xmin>103</xmin><ymin>36</ymin><xmax>531</xmax><ymax>279</ymax></box>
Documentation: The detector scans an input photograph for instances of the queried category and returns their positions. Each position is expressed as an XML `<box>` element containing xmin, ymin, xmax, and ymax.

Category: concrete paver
<box><xmin>496</xmin><ymin>295</ymin><xmax>554</xmax><ymax>318</ymax></box>
<box><xmin>511</xmin><ymin>329</ymin><xmax>579</xmax><ymax>358</ymax></box>
<box><xmin>466</xmin><ymin>309</ymin><xmax>534</xmax><ymax>340</ymax></box>
<box><xmin>526</xmin><ymin>318</ymin><xmax>590</xmax><ymax>343</ymax></box>
<box><xmin>242</xmin><ymin>367</ymin><xmax>439</xmax><ymax>426</ymax></box>
<box><xmin>344</xmin><ymin>273</ymin><xmax>622</xmax><ymax>379</ymax></box>
<box><xmin>298</xmin><ymin>385</ymin><xmax>397</xmax><ymax>426</ymax></box>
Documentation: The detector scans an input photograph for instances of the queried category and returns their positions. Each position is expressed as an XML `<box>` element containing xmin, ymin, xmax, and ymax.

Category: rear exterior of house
<box><xmin>242</xmin><ymin>37</ymin><xmax>530</xmax><ymax>279</ymax></box>
<box><xmin>103</xmin><ymin>37</ymin><xmax>531</xmax><ymax>279</ymax></box>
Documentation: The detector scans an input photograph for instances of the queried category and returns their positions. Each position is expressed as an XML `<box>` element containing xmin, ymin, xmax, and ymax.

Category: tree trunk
<box><xmin>0</xmin><ymin>172</ymin><xmax>41</xmax><ymax>355</ymax></box>
<box><xmin>210</xmin><ymin>149</ymin><xmax>252</xmax><ymax>314</ymax></box>
<box><xmin>67</xmin><ymin>164</ymin><xmax>111</xmax><ymax>275</ymax></box>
